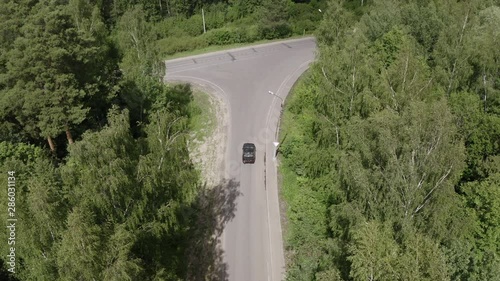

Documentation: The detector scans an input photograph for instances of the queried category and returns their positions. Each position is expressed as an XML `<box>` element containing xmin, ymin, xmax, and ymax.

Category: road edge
<box><xmin>165</xmin><ymin>37</ymin><xmax>316</xmax><ymax>64</ymax></box>
<box><xmin>265</xmin><ymin>59</ymin><xmax>315</xmax><ymax>281</ymax></box>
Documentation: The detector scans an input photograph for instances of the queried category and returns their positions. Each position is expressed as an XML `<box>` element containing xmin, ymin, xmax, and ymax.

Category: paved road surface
<box><xmin>165</xmin><ymin>37</ymin><xmax>317</xmax><ymax>281</ymax></box>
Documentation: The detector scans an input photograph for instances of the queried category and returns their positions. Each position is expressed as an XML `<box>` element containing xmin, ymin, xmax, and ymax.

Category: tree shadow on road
<box><xmin>185</xmin><ymin>178</ymin><xmax>241</xmax><ymax>281</ymax></box>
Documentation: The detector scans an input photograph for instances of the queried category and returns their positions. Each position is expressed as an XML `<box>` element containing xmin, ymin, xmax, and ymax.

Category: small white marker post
<box><xmin>273</xmin><ymin>142</ymin><xmax>279</xmax><ymax>160</ymax></box>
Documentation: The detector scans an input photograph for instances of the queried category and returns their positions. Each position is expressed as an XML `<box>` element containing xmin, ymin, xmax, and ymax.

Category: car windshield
<box><xmin>243</xmin><ymin>144</ymin><xmax>254</xmax><ymax>150</ymax></box>
<box><xmin>243</xmin><ymin>144</ymin><xmax>255</xmax><ymax>157</ymax></box>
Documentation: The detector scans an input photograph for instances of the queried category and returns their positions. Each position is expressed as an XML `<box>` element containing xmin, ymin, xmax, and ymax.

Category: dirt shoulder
<box><xmin>187</xmin><ymin>84</ymin><xmax>228</xmax><ymax>188</ymax></box>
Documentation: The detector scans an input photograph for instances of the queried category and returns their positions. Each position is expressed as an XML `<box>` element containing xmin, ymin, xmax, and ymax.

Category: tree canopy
<box><xmin>281</xmin><ymin>0</ymin><xmax>500</xmax><ymax>280</ymax></box>
<box><xmin>0</xmin><ymin>0</ymin><xmax>202</xmax><ymax>279</ymax></box>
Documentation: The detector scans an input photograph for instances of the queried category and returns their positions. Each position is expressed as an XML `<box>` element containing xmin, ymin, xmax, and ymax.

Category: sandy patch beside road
<box><xmin>187</xmin><ymin>84</ymin><xmax>228</xmax><ymax>188</ymax></box>
<box><xmin>183</xmin><ymin>84</ymin><xmax>232</xmax><ymax>280</ymax></box>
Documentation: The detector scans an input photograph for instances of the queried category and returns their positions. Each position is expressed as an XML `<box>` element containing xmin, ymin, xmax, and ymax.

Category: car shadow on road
<box><xmin>185</xmin><ymin>178</ymin><xmax>241</xmax><ymax>281</ymax></box>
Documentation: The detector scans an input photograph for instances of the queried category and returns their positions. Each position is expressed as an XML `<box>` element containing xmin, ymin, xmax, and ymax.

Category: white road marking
<box><xmin>265</xmin><ymin>59</ymin><xmax>314</xmax><ymax>281</ymax></box>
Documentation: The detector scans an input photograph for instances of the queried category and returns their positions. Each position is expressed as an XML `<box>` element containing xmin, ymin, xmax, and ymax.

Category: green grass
<box><xmin>163</xmin><ymin>34</ymin><xmax>314</xmax><ymax>60</ymax></box>
<box><xmin>188</xmin><ymin>90</ymin><xmax>217</xmax><ymax>150</ymax></box>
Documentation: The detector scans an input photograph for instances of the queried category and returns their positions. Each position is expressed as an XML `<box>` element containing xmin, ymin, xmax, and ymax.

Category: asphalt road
<box><xmin>165</xmin><ymin>37</ymin><xmax>317</xmax><ymax>281</ymax></box>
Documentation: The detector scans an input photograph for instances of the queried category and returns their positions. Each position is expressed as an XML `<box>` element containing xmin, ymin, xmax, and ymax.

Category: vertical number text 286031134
<box><xmin>6</xmin><ymin>171</ymin><xmax>16</xmax><ymax>274</ymax></box>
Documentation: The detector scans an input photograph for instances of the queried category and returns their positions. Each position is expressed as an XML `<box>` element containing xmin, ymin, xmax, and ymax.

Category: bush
<box><xmin>158</xmin><ymin>36</ymin><xmax>208</xmax><ymax>56</ymax></box>
<box><xmin>258</xmin><ymin>22</ymin><xmax>292</xmax><ymax>40</ymax></box>
<box><xmin>157</xmin><ymin>24</ymin><xmax>263</xmax><ymax>57</ymax></box>
<box><xmin>288</xmin><ymin>3</ymin><xmax>314</xmax><ymax>18</ymax></box>
<box><xmin>244</xmin><ymin>25</ymin><xmax>260</xmax><ymax>42</ymax></box>
<box><xmin>0</xmin><ymin>141</ymin><xmax>45</xmax><ymax>163</ymax></box>
<box><xmin>154</xmin><ymin>15</ymin><xmax>205</xmax><ymax>38</ymax></box>
<box><xmin>154</xmin><ymin>18</ymin><xmax>188</xmax><ymax>38</ymax></box>
<box><xmin>205</xmin><ymin>3</ymin><xmax>228</xmax><ymax>29</ymax></box>
<box><xmin>204</xmin><ymin>27</ymin><xmax>247</xmax><ymax>45</ymax></box>
<box><xmin>183</xmin><ymin>14</ymin><xmax>205</xmax><ymax>36</ymax></box>
<box><xmin>226</xmin><ymin>6</ymin><xmax>239</xmax><ymax>22</ymax></box>
<box><xmin>291</xmin><ymin>19</ymin><xmax>317</xmax><ymax>35</ymax></box>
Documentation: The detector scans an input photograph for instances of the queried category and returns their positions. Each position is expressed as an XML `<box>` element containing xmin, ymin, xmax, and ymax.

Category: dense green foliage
<box><xmin>153</xmin><ymin>0</ymin><xmax>325</xmax><ymax>56</ymax></box>
<box><xmin>2</xmin><ymin>0</ymin><xmax>499</xmax><ymax>279</ymax></box>
<box><xmin>0</xmin><ymin>0</ymin><xmax>219</xmax><ymax>279</ymax></box>
<box><xmin>281</xmin><ymin>0</ymin><xmax>500</xmax><ymax>280</ymax></box>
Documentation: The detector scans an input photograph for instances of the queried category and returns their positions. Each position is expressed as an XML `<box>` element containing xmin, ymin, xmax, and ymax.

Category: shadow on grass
<box><xmin>186</xmin><ymin>178</ymin><xmax>241</xmax><ymax>281</ymax></box>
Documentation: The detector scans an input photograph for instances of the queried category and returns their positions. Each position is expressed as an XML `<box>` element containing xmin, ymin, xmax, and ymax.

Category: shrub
<box><xmin>226</xmin><ymin>6</ymin><xmax>239</xmax><ymax>22</ymax></box>
<box><xmin>205</xmin><ymin>3</ymin><xmax>228</xmax><ymax>29</ymax></box>
<box><xmin>258</xmin><ymin>22</ymin><xmax>292</xmax><ymax>40</ymax></box>
<box><xmin>0</xmin><ymin>141</ymin><xmax>45</xmax><ymax>163</ymax></box>
<box><xmin>183</xmin><ymin>14</ymin><xmax>205</xmax><ymax>36</ymax></box>
<box><xmin>154</xmin><ymin>18</ymin><xmax>188</xmax><ymax>38</ymax></box>
<box><xmin>204</xmin><ymin>27</ymin><xmax>247</xmax><ymax>45</ymax></box>
<box><xmin>291</xmin><ymin>19</ymin><xmax>317</xmax><ymax>35</ymax></box>
<box><xmin>244</xmin><ymin>25</ymin><xmax>260</xmax><ymax>42</ymax></box>
<box><xmin>158</xmin><ymin>36</ymin><xmax>208</xmax><ymax>56</ymax></box>
<box><xmin>205</xmin><ymin>28</ymin><xmax>232</xmax><ymax>45</ymax></box>
<box><xmin>288</xmin><ymin>3</ymin><xmax>314</xmax><ymax>19</ymax></box>
<box><xmin>233</xmin><ymin>28</ymin><xmax>249</xmax><ymax>43</ymax></box>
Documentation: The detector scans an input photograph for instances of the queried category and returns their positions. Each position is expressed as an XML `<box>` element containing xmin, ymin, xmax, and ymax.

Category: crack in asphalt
<box><xmin>227</xmin><ymin>52</ymin><xmax>236</xmax><ymax>61</ymax></box>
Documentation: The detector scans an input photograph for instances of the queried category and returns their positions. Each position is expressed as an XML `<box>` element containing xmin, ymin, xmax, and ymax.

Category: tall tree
<box><xmin>461</xmin><ymin>172</ymin><xmax>500</xmax><ymax>280</ymax></box>
<box><xmin>316</xmin><ymin>0</ymin><xmax>356</xmax><ymax>46</ymax></box>
<box><xmin>56</xmin><ymin>206</ymin><xmax>104</xmax><ymax>280</ymax></box>
<box><xmin>257</xmin><ymin>0</ymin><xmax>293</xmax><ymax>39</ymax></box>
<box><xmin>348</xmin><ymin>221</ymin><xmax>398</xmax><ymax>281</ymax></box>
<box><xmin>2</xmin><ymin>0</ymin><xmax>112</xmax><ymax>151</ymax></box>
<box><xmin>469</xmin><ymin>6</ymin><xmax>500</xmax><ymax>114</ymax></box>
<box><xmin>341</xmin><ymin>99</ymin><xmax>465</xmax><ymax>226</ymax></box>
<box><xmin>116</xmin><ymin>5</ymin><xmax>164</xmax><ymax>80</ymax></box>
<box><xmin>432</xmin><ymin>0</ymin><xmax>479</xmax><ymax>96</ymax></box>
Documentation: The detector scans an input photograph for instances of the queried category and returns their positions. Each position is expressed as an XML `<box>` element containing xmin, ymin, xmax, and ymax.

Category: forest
<box><xmin>0</xmin><ymin>0</ymin><xmax>198</xmax><ymax>279</ymax></box>
<box><xmin>280</xmin><ymin>0</ymin><xmax>500</xmax><ymax>280</ymax></box>
<box><xmin>0</xmin><ymin>0</ymin><xmax>499</xmax><ymax>280</ymax></box>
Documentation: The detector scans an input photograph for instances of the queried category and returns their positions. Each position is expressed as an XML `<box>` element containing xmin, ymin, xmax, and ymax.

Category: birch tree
<box><xmin>341</xmin><ymin>99</ymin><xmax>465</xmax><ymax>221</ymax></box>
<box><xmin>348</xmin><ymin>221</ymin><xmax>398</xmax><ymax>281</ymax></box>
<box><xmin>116</xmin><ymin>5</ymin><xmax>164</xmax><ymax>80</ymax></box>
<box><xmin>470</xmin><ymin>6</ymin><xmax>500</xmax><ymax>114</ymax></box>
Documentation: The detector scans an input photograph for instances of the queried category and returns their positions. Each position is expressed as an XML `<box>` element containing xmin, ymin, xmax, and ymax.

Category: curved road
<box><xmin>165</xmin><ymin>37</ymin><xmax>317</xmax><ymax>281</ymax></box>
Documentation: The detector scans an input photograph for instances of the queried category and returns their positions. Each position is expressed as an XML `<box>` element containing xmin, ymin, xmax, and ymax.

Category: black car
<box><xmin>242</xmin><ymin>143</ymin><xmax>256</xmax><ymax>164</ymax></box>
